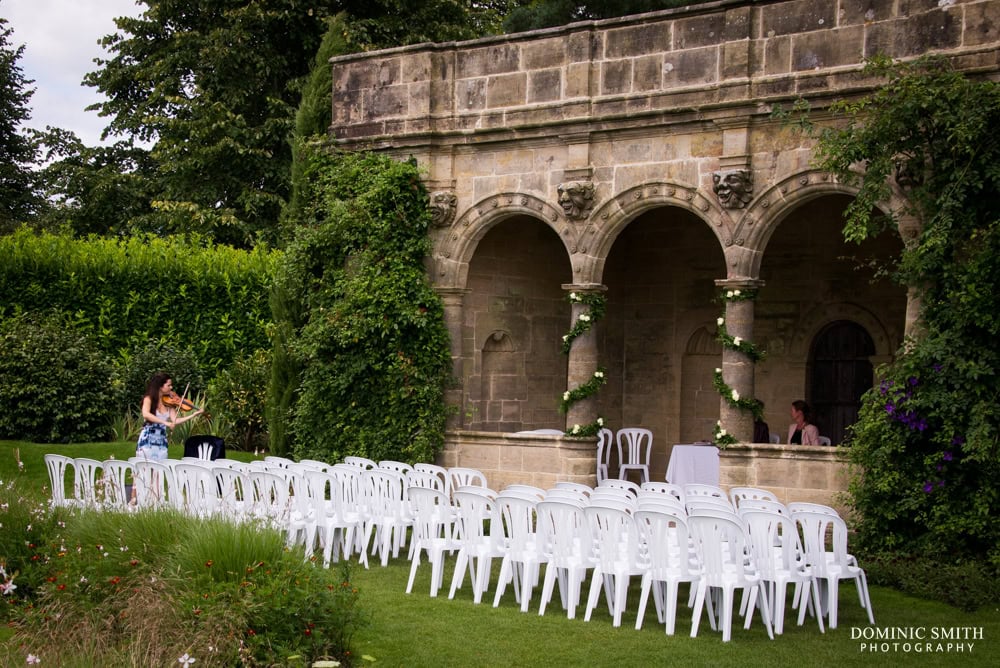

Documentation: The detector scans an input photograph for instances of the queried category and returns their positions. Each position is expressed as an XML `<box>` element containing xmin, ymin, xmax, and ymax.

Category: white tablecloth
<box><xmin>665</xmin><ymin>444</ymin><xmax>720</xmax><ymax>486</ymax></box>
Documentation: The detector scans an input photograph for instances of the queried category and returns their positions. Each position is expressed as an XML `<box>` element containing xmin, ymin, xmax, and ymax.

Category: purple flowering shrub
<box><xmin>846</xmin><ymin>335</ymin><xmax>1000</xmax><ymax>572</ymax></box>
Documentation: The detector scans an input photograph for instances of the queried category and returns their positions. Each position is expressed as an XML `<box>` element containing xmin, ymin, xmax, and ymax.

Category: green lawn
<box><xmin>3</xmin><ymin>441</ymin><xmax>999</xmax><ymax>667</ymax></box>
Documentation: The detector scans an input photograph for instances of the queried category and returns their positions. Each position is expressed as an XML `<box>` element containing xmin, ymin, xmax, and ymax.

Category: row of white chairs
<box><xmin>406</xmin><ymin>478</ymin><xmax>874</xmax><ymax>640</ymax></box>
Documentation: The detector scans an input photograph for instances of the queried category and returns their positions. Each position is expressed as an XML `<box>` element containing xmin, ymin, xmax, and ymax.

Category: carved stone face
<box><xmin>557</xmin><ymin>181</ymin><xmax>595</xmax><ymax>220</ymax></box>
<box><xmin>428</xmin><ymin>191</ymin><xmax>457</xmax><ymax>227</ymax></box>
<box><xmin>712</xmin><ymin>170</ymin><xmax>753</xmax><ymax>209</ymax></box>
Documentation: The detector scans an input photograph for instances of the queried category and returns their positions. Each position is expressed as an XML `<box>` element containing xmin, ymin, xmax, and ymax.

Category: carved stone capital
<box><xmin>429</xmin><ymin>191</ymin><xmax>458</xmax><ymax>227</ymax></box>
<box><xmin>557</xmin><ymin>181</ymin><xmax>596</xmax><ymax>220</ymax></box>
<box><xmin>712</xmin><ymin>169</ymin><xmax>753</xmax><ymax>209</ymax></box>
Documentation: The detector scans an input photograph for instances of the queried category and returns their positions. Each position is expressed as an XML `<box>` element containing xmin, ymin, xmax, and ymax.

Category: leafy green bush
<box><xmin>0</xmin><ymin>312</ymin><xmax>117</xmax><ymax>442</ymax></box>
<box><xmin>861</xmin><ymin>551</ymin><xmax>1000</xmax><ymax>612</ymax></box>
<box><xmin>1</xmin><ymin>496</ymin><xmax>365</xmax><ymax>666</ymax></box>
<box><xmin>0</xmin><ymin>230</ymin><xmax>276</xmax><ymax>377</ymax></box>
<box><xmin>271</xmin><ymin>150</ymin><xmax>452</xmax><ymax>464</ymax></box>
<box><xmin>117</xmin><ymin>339</ymin><xmax>206</xmax><ymax>412</ymax></box>
<box><xmin>207</xmin><ymin>348</ymin><xmax>270</xmax><ymax>451</ymax></box>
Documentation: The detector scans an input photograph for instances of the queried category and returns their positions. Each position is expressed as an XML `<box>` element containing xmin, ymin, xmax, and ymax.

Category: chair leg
<box><xmin>635</xmin><ymin>573</ymin><xmax>652</xmax><ymax>630</ymax></box>
<box><xmin>690</xmin><ymin>581</ymin><xmax>707</xmax><ymax>638</ymax></box>
<box><xmin>539</xmin><ymin>564</ymin><xmax>558</xmax><ymax>616</ymax></box>
<box><xmin>664</xmin><ymin>580</ymin><xmax>680</xmax><ymax>636</ymax></box>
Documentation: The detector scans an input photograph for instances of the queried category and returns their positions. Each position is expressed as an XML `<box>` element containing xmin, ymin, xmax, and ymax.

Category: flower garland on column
<box><xmin>560</xmin><ymin>291</ymin><xmax>607</xmax><ymax>437</ymax></box>
<box><xmin>712</xmin><ymin>288</ymin><xmax>765</xmax><ymax>446</ymax></box>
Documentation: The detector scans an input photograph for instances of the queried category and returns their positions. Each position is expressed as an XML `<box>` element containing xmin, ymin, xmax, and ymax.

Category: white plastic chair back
<box><xmin>328</xmin><ymin>467</ymin><xmax>368</xmax><ymax>567</ymax></box>
<box><xmin>99</xmin><ymin>460</ymin><xmax>132</xmax><ymax>509</ymax></box>
<box><xmin>298</xmin><ymin>458</ymin><xmax>330</xmax><ymax>471</ymax></box>
<box><xmin>596</xmin><ymin>427</ymin><xmax>613</xmax><ymax>483</ymax></box>
<box><xmin>793</xmin><ymin>509</ymin><xmax>874</xmax><ymax>628</ymax></box>
<box><xmin>742</xmin><ymin>509</ymin><xmax>824</xmax><ymax>634</ymax></box>
<box><xmin>737</xmin><ymin>498</ymin><xmax>789</xmax><ymax>516</ymax></box>
<box><xmin>264</xmin><ymin>455</ymin><xmax>295</xmax><ymax>468</ymax></box>
<box><xmin>449</xmin><ymin>490</ymin><xmax>504</xmax><ymax>604</ymax></box>
<box><xmin>132</xmin><ymin>460</ymin><xmax>174</xmax><ymax>509</ymax></box>
<box><xmin>599</xmin><ymin>478</ymin><xmax>640</xmax><ymax>496</ymax></box>
<box><xmin>406</xmin><ymin>469</ymin><xmax>448</xmax><ymax>494</ymax></box>
<box><xmin>583</xmin><ymin>505</ymin><xmax>643</xmax><ymax>627</ymax></box>
<box><xmin>640</xmin><ymin>482</ymin><xmax>685</xmax><ymax>504</ymax></box>
<box><xmin>44</xmin><ymin>454</ymin><xmax>74</xmax><ymax>507</ymax></box>
<box><xmin>553</xmin><ymin>481</ymin><xmax>592</xmax><ymax>495</ymax></box>
<box><xmin>502</xmin><ymin>484</ymin><xmax>546</xmax><ymax>500</ymax></box>
<box><xmin>818</xmin><ymin>436</ymin><xmax>832</xmax><ymax>446</ymax></box>
<box><xmin>634</xmin><ymin>508</ymin><xmax>701</xmax><ymax>635</ymax></box>
<box><xmin>362</xmin><ymin>470</ymin><xmax>412</xmax><ymax>566</ymax></box>
<box><xmin>449</xmin><ymin>467</ymin><xmax>487</xmax><ymax>491</ymax></box>
<box><xmin>413</xmin><ymin>463</ymin><xmax>451</xmax><ymax>498</ymax></box>
<box><xmin>378</xmin><ymin>460</ymin><xmax>413</xmax><ymax>476</ymax></box>
<box><xmin>536</xmin><ymin>499</ymin><xmax>593</xmax><ymax>618</ymax></box>
<box><xmin>250</xmin><ymin>470</ymin><xmax>291</xmax><ymax>527</ymax></box>
<box><xmin>406</xmin><ymin>486</ymin><xmax>455</xmax><ymax>596</ymax></box>
<box><xmin>543</xmin><ymin>488</ymin><xmax>589</xmax><ymax>505</ymax></box>
<box><xmin>196</xmin><ymin>442</ymin><xmax>213</xmax><ymax>460</ymax></box>
<box><xmin>589</xmin><ymin>489</ymin><xmax>637</xmax><ymax>514</ymax></box>
<box><xmin>683</xmin><ymin>483</ymin><xmax>727</xmax><ymax>500</ymax></box>
<box><xmin>72</xmin><ymin>458</ymin><xmax>104</xmax><ymax>508</ymax></box>
<box><xmin>493</xmin><ymin>493</ymin><xmax>546</xmax><ymax>612</ymax></box>
<box><xmin>788</xmin><ymin>501</ymin><xmax>840</xmax><ymax>517</ymax></box>
<box><xmin>729</xmin><ymin>486</ymin><xmax>778</xmax><ymax>508</ymax></box>
<box><xmin>685</xmin><ymin>495</ymin><xmax>735</xmax><ymax>514</ymax></box>
<box><xmin>616</xmin><ymin>428</ymin><xmax>652</xmax><ymax>484</ymax></box>
<box><xmin>213</xmin><ymin>466</ymin><xmax>251</xmax><ymax>519</ymax></box>
<box><xmin>343</xmin><ymin>456</ymin><xmax>376</xmax><ymax>469</ymax></box>
<box><xmin>636</xmin><ymin>494</ymin><xmax>686</xmax><ymax>515</ymax></box>
<box><xmin>688</xmin><ymin>513</ymin><xmax>774</xmax><ymax>642</ymax></box>
<box><xmin>174</xmin><ymin>463</ymin><xmax>219</xmax><ymax>517</ymax></box>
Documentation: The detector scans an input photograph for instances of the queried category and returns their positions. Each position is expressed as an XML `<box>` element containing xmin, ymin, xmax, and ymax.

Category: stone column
<box><xmin>714</xmin><ymin>278</ymin><xmax>764</xmax><ymax>443</ymax></box>
<box><xmin>434</xmin><ymin>287</ymin><xmax>469</xmax><ymax>430</ymax></box>
<box><xmin>561</xmin><ymin>283</ymin><xmax>607</xmax><ymax>431</ymax></box>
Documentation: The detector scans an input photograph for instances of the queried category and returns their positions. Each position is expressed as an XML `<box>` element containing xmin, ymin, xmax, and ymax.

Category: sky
<box><xmin>4</xmin><ymin>0</ymin><xmax>145</xmax><ymax>146</ymax></box>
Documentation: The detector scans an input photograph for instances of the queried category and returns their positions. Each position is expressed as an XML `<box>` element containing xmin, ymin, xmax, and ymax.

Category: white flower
<box><xmin>178</xmin><ymin>654</ymin><xmax>196</xmax><ymax>667</ymax></box>
<box><xmin>733</xmin><ymin>289</ymin><xmax>741</xmax><ymax>297</ymax></box>
<box><xmin>569</xmin><ymin>292</ymin><xmax>578</xmax><ymax>301</ymax></box>
<box><xmin>579</xmin><ymin>314</ymin><xmax>590</xmax><ymax>323</ymax></box>
<box><xmin>733</xmin><ymin>336</ymin><xmax>742</xmax><ymax>346</ymax></box>
<box><xmin>715</xmin><ymin>368</ymin><xmax>722</xmax><ymax>374</ymax></box>
<box><xmin>572</xmin><ymin>424</ymin><xmax>581</xmax><ymax>434</ymax></box>
<box><xmin>717</xmin><ymin>317</ymin><xmax>724</xmax><ymax>326</ymax></box>
<box><xmin>562</xmin><ymin>335</ymin><xmax>569</xmax><ymax>342</ymax></box>
<box><xmin>1</xmin><ymin>580</ymin><xmax>17</xmax><ymax>596</ymax></box>
<box><xmin>562</xmin><ymin>391</ymin><xmax>570</xmax><ymax>400</ymax></box>
<box><xmin>726</xmin><ymin>290</ymin><xmax>734</xmax><ymax>298</ymax></box>
<box><xmin>719</xmin><ymin>429</ymin><xmax>727</xmax><ymax>437</ymax></box>
<box><xmin>597</xmin><ymin>417</ymin><xmax>604</xmax><ymax>426</ymax></box>
<box><xmin>26</xmin><ymin>655</ymin><xmax>40</xmax><ymax>665</ymax></box>
<box><xmin>594</xmin><ymin>371</ymin><xmax>604</xmax><ymax>378</ymax></box>
<box><xmin>731</xmin><ymin>389</ymin><xmax>740</xmax><ymax>401</ymax></box>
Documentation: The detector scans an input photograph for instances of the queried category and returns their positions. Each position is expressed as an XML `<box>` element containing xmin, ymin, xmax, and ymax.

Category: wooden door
<box><xmin>808</xmin><ymin>321</ymin><xmax>875</xmax><ymax>445</ymax></box>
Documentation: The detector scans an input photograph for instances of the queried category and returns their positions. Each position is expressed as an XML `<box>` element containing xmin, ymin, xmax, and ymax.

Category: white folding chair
<box><xmin>44</xmin><ymin>454</ymin><xmax>74</xmax><ymax>508</ymax></box>
<box><xmin>99</xmin><ymin>459</ymin><xmax>132</xmax><ymax>510</ymax></box>
<box><xmin>616</xmin><ymin>428</ymin><xmax>652</xmax><ymax>484</ymax></box>
<box><xmin>360</xmin><ymin>470</ymin><xmax>413</xmax><ymax>567</ymax></box>
<box><xmin>72</xmin><ymin>458</ymin><xmax>104</xmax><ymax>509</ymax></box>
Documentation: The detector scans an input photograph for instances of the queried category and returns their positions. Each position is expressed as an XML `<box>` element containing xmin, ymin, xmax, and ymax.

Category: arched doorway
<box><xmin>808</xmin><ymin>320</ymin><xmax>875</xmax><ymax>445</ymax></box>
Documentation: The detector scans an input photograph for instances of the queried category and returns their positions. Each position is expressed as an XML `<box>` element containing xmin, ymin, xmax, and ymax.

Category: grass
<box><xmin>3</xmin><ymin>441</ymin><xmax>1000</xmax><ymax>667</ymax></box>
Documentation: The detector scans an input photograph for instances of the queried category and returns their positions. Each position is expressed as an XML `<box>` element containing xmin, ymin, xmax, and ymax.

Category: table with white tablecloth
<box><xmin>665</xmin><ymin>443</ymin><xmax>720</xmax><ymax>486</ymax></box>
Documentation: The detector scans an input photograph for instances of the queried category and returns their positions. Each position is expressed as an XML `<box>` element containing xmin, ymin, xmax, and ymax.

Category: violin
<box><xmin>163</xmin><ymin>390</ymin><xmax>199</xmax><ymax>412</ymax></box>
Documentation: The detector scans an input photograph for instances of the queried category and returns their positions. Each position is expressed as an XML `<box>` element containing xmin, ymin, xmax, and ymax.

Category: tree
<box><xmin>810</xmin><ymin>56</ymin><xmax>1000</xmax><ymax>583</ymax></box>
<box><xmin>270</xmin><ymin>149</ymin><xmax>451</xmax><ymax>463</ymax></box>
<box><xmin>0</xmin><ymin>15</ymin><xmax>40</xmax><ymax>231</ymax></box>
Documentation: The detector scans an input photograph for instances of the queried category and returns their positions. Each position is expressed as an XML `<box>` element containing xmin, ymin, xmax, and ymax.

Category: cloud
<box><xmin>5</xmin><ymin>0</ymin><xmax>145</xmax><ymax>145</ymax></box>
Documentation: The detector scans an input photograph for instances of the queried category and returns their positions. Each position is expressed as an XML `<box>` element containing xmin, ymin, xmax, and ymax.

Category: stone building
<box><xmin>328</xmin><ymin>0</ymin><xmax>1000</xmax><ymax>495</ymax></box>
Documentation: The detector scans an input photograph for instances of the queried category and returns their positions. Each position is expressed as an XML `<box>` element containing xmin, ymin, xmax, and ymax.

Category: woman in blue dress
<box><xmin>136</xmin><ymin>372</ymin><xmax>203</xmax><ymax>460</ymax></box>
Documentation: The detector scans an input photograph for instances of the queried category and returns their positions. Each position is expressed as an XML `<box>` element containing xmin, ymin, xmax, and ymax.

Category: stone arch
<box><xmin>432</xmin><ymin>192</ymin><xmax>570</xmax><ymax>288</ymax></box>
<box><xmin>583</xmin><ymin>181</ymin><xmax>731</xmax><ymax>285</ymax></box>
<box><xmin>788</xmin><ymin>302</ymin><xmax>895</xmax><ymax>361</ymax></box>
<box><xmin>732</xmin><ymin>169</ymin><xmax>914</xmax><ymax>278</ymax></box>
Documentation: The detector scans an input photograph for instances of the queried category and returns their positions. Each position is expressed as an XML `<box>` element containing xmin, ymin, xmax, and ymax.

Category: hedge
<box><xmin>0</xmin><ymin>230</ymin><xmax>277</xmax><ymax>376</ymax></box>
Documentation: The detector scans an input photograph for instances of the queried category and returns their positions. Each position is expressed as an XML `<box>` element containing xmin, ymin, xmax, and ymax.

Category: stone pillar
<box><xmin>434</xmin><ymin>287</ymin><xmax>469</xmax><ymax>430</ymax></box>
<box><xmin>714</xmin><ymin>278</ymin><xmax>764</xmax><ymax>442</ymax></box>
<box><xmin>561</xmin><ymin>283</ymin><xmax>607</xmax><ymax>431</ymax></box>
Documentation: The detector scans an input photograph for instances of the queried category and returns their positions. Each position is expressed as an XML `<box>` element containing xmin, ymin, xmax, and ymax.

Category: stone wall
<box><xmin>331</xmin><ymin>0</ymin><xmax>1000</xmax><ymax>492</ymax></box>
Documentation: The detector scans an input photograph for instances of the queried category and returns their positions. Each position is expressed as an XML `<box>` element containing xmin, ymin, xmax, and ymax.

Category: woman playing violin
<box><xmin>136</xmin><ymin>372</ymin><xmax>204</xmax><ymax>461</ymax></box>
